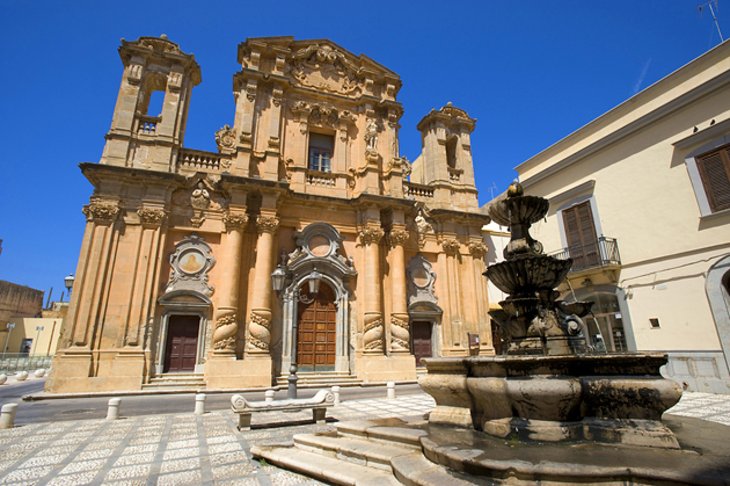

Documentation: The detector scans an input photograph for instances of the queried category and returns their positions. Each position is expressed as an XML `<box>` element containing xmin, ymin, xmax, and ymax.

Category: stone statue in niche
<box><xmin>365</xmin><ymin>119</ymin><xmax>378</xmax><ymax>151</ymax></box>
<box><xmin>415</xmin><ymin>208</ymin><xmax>434</xmax><ymax>247</ymax></box>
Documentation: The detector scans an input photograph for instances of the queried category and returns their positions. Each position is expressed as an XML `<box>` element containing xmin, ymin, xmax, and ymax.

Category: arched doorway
<box><xmin>296</xmin><ymin>282</ymin><xmax>337</xmax><ymax>371</ymax></box>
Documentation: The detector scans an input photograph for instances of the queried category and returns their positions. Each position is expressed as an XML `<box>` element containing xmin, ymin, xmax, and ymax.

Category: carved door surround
<box><xmin>155</xmin><ymin>234</ymin><xmax>215</xmax><ymax>375</ymax></box>
<box><xmin>278</xmin><ymin>223</ymin><xmax>356</xmax><ymax>375</ymax></box>
<box><xmin>407</xmin><ymin>255</ymin><xmax>442</xmax><ymax>360</ymax></box>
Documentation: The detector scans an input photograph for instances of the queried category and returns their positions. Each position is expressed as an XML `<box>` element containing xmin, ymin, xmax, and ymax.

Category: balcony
<box><xmin>549</xmin><ymin>236</ymin><xmax>621</xmax><ymax>272</ymax></box>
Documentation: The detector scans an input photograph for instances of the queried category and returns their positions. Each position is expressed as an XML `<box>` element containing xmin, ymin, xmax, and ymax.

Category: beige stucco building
<box><xmin>46</xmin><ymin>36</ymin><xmax>493</xmax><ymax>393</ymax></box>
<box><xmin>513</xmin><ymin>40</ymin><xmax>730</xmax><ymax>393</ymax></box>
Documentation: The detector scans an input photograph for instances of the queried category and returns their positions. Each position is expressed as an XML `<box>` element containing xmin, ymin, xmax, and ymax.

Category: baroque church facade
<box><xmin>47</xmin><ymin>36</ymin><xmax>492</xmax><ymax>392</ymax></box>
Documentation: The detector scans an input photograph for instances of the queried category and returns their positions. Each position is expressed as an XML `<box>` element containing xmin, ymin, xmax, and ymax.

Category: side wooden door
<box><xmin>164</xmin><ymin>315</ymin><xmax>200</xmax><ymax>372</ymax></box>
<box><xmin>411</xmin><ymin>321</ymin><xmax>433</xmax><ymax>366</ymax></box>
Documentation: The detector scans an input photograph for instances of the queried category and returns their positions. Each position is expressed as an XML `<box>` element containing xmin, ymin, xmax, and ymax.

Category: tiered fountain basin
<box><xmin>420</xmin><ymin>353</ymin><xmax>683</xmax><ymax>449</ymax></box>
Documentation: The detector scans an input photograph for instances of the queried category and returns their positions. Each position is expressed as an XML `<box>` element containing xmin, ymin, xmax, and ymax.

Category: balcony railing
<box><xmin>549</xmin><ymin>236</ymin><xmax>621</xmax><ymax>272</ymax></box>
<box><xmin>177</xmin><ymin>149</ymin><xmax>222</xmax><ymax>171</ymax></box>
<box><xmin>403</xmin><ymin>182</ymin><xmax>434</xmax><ymax>198</ymax></box>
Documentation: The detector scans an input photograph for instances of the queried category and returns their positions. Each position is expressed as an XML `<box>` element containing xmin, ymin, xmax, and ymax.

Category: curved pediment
<box><xmin>237</xmin><ymin>37</ymin><xmax>401</xmax><ymax>98</ymax></box>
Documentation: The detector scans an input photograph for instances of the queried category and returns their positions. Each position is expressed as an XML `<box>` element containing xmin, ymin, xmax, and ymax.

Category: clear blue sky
<box><xmin>0</xmin><ymin>0</ymin><xmax>727</xmax><ymax>298</ymax></box>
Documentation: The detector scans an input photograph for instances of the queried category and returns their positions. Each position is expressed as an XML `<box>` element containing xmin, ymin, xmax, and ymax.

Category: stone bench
<box><xmin>231</xmin><ymin>389</ymin><xmax>335</xmax><ymax>430</ymax></box>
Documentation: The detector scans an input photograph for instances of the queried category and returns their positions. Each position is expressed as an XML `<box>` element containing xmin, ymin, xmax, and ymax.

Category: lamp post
<box><xmin>3</xmin><ymin>323</ymin><xmax>15</xmax><ymax>356</ymax></box>
<box><xmin>64</xmin><ymin>274</ymin><xmax>75</xmax><ymax>301</ymax></box>
<box><xmin>33</xmin><ymin>325</ymin><xmax>45</xmax><ymax>356</ymax></box>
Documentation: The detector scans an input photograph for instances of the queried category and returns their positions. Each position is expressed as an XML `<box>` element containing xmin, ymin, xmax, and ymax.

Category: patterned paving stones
<box><xmin>0</xmin><ymin>391</ymin><xmax>725</xmax><ymax>485</ymax></box>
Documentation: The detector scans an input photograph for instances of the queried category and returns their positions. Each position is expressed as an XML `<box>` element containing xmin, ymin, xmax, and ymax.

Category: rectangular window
<box><xmin>561</xmin><ymin>201</ymin><xmax>599</xmax><ymax>269</ymax></box>
<box><xmin>308</xmin><ymin>133</ymin><xmax>334</xmax><ymax>172</ymax></box>
<box><xmin>697</xmin><ymin>144</ymin><xmax>730</xmax><ymax>212</ymax></box>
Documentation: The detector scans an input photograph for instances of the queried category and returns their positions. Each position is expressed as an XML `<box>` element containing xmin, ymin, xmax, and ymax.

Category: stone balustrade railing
<box><xmin>177</xmin><ymin>149</ymin><xmax>223</xmax><ymax>172</ymax></box>
<box><xmin>403</xmin><ymin>182</ymin><xmax>434</xmax><ymax>198</ymax></box>
<box><xmin>306</xmin><ymin>171</ymin><xmax>337</xmax><ymax>187</ymax></box>
<box><xmin>137</xmin><ymin>115</ymin><xmax>160</xmax><ymax>134</ymax></box>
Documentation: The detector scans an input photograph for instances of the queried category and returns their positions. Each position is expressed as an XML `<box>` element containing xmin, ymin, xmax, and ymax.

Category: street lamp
<box><xmin>33</xmin><ymin>325</ymin><xmax>45</xmax><ymax>356</ymax></box>
<box><xmin>308</xmin><ymin>268</ymin><xmax>322</xmax><ymax>295</ymax></box>
<box><xmin>64</xmin><ymin>274</ymin><xmax>75</xmax><ymax>300</ymax></box>
<box><xmin>3</xmin><ymin>322</ymin><xmax>16</xmax><ymax>356</ymax></box>
<box><xmin>271</xmin><ymin>264</ymin><xmax>287</xmax><ymax>293</ymax></box>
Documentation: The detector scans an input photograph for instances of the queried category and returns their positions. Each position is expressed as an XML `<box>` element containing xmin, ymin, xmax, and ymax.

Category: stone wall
<box><xmin>0</xmin><ymin>280</ymin><xmax>43</xmax><ymax>325</ymax></box>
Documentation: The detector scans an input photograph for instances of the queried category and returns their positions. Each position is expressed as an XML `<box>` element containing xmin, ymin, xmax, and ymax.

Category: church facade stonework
<box><xmin>47</xmin><ymin>36</ymin><xmax>492</xmax><ymax>392</ymax></box>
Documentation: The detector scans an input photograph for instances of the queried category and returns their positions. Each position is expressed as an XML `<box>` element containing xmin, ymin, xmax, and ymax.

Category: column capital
<box><xmin>137</xmin><ymin>208</ymin><xmax>167</xmax><ymax>228</ymax></box>
<box><xmin>83</xmin><ymin>201</ymin><xmax>120</xmax><ymax>225</ymax></box>
<box><xmin>358</xmin><ymin>226</ymin><xmax>384</xmax><ymax>246</ymax></box>
<box><xmin>223</xmin><ymin>212</ymin><xmax>248</xmax><ymax>232</ymax></box>
<box><xmin>468</xmin><ymin>241</ymin><xmax>488</xmax><ymax>259</ymax></box>
<box><xmin>441</xmin><ymin>238</ymin><xmax>461</xmax><ymax>256</ymax></box>
<box><xmin>256</xmin><ymin>215</ymin><xmax>279</xmax><ymax>234</ymax></box>
<box><xmin>388</xmin><ymin>228</ymin><xmax>410</xmax><ymax>248</ymax></box>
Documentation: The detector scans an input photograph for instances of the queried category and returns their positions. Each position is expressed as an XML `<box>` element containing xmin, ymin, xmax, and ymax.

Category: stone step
<box><xmin>391</xmin><ymin>451</ymin><xmax>483</xmax><ymax>486</ymax></box>
<box><xmin>275</xmin><ymin>373</ymin><xmax>362</xmax><ymax>386</ymax></box>
<box><xmin>294</xmin><ymin>432</ymin><xmax>417</xmax><ymax>471</ymax></box>
<box><xmin>251</xmin><ymin>442</ymin><xmax>401</xmax><ymax>486</ymax></box>
<box><xmin>335</xmin><ymin>418</ymin><xmax>427</xmax><ymax>448</ymax></box>
<box><xmin>142</xmin><ymin>374</ymin><xmax>205</xmax><ymax>390</ymax></box>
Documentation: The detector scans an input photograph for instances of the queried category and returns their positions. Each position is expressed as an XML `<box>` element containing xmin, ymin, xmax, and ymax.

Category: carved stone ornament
<box><xmin>167</xmin><ymin>71</ymin><xmax>183</xmax><ymax>92</ymax></box>
<box><xmin>390</xmin><ymin>314</ymin><xmax>410</xmax><ymax>351</ymax></box>
<box><xmin>363</xmin><ymin>314</ymin><xmax>384</xmax><ymax>351</ymax></box>
<box><xmin>289</xmin><ymin>44</ymin><xmax>364</xmax><ymax>96</ymax></box>
<box><xmin>441</xmin><ymin>238</ymin><xmax>461</xmax><ymax>256</ymax></box>
<box><xmin>163</xmin><ymin>234</ymin><xmax>215</xmax><ymax>297</ymax></box>
<box><xmin>256</xmin><ymin>215</ymin><xmax>280</xmax><ymax>234</ymax></box>
<box><xmin>127</xmin><ymin>64</ymin><xmax>143</xmax><ymax>85</ymax></box>
<box><xmin>358</xmin><ymin>226</ymin><xmax>385</xmax><ymax>246</ymax></box>
<box><xmin>388</xmin><ymin>229</ymin><xmax>410</xmax><ymax>248</ymax></box>
<box><xmin>468</xmin><ymin>241</ymin><xmax>488</xmax><ymax>259</ymax></box>
<box><xmin>137</xmin><ymin>208</ymin><xmax>167</xmax><ymax>227</ymax></box>
<box><xmin>213</xmin><ymin>313</ymin><xmax>237</xmax><ymax>351</ymax></box>
<box><xmin>82</xmin><ymin>201</ymin><xmax>120</xmax><ymax>225</ymax></box>
<box><xmin>407</xmin><ymin>255</ymin><xmax>438</xmax><ymax>306</ymax></box>
<box><xmin>215</xmin><ymin>124</ymin><xmax>237</xmax><ymax>153</ymax></box>
<box><xmin>222</xmin><ymin>212</ymin><xmax>248</xmax><ymax>232</ymax></box>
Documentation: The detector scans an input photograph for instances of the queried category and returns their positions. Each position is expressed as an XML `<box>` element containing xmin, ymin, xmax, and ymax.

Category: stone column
<box><xmin>359</xmin><ymin>226</ymin><xmax>385</xmax><ymax>353</ymax></box>
<box><xmin>124</xmin><ymin>208</ymin><xmax>167</xmax><ymax>347</ymax></box>
<box><xmin>246</xmin><ymin>214</ymin><xmax>279</xmax><ymax>354</ymax></box>
<box><xmin>442</xmin><ymin>238</ymin><xmax>462</xmax><ymax>349</ymax></box>
<box><xmin>71</xmin><ymin>201</ymin><xmax>121</xmax><ymax>347</ymax></box>
<box><xmin>388</xmin><ymin>228</ymin><xmax>410</xmax><ymax>352</ymax></box>
<box><xmin>213</xmin><ymin>211</ymin><xmax>248</xmax><ymax>355</ymax></box>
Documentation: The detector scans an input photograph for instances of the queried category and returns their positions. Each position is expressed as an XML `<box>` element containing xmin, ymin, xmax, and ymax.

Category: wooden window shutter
<box><xmin>697</xmin><ymin>145</ymin><xmax>730</xmax><ymax>212</ymax></box>
<box><xmin>562</xmin><ymin>201</ymin><xmax>599</xmax><ymax>268</ymax></box>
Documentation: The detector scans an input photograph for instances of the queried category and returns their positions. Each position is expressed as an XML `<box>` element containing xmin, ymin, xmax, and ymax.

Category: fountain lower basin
<box><xmin>420</xmin><ymin>353</ymin><xmax>683</xmax><ymax>449</ymax></box>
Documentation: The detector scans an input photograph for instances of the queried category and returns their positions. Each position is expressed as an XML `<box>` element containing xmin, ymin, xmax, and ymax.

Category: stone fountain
<box><xmin>252</xmin><ymin>183</ymin><xmax>730</xmax><ymax>484</ymax></box>
<box><xmin>421</xmin><ymin>181</ymin><xmax>683</xmax><ymax>448</ymax></box>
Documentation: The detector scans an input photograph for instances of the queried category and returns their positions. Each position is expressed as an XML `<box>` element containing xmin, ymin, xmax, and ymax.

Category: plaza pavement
<box><xmin>0</xmin><ymin>389</ymin><xmax>728</xmax><ymax>485</ymax></box>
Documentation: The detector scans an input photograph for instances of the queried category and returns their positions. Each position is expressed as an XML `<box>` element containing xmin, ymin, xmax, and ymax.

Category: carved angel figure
<box><xmin>191</xmin><ymin>181</ymin><xmax>211</xmax><ymax>210</ymax></box>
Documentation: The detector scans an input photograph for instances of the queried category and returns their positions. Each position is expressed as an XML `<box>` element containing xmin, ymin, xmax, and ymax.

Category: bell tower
<box><xmin>100</xmin><ymin>35</ymin><xmax>201</xmax><ymax>172</ymax></box>
<box><xmin>411</xmin><ymin>103</ymin><xmax>478</xmax><ymax>211</ymax></box>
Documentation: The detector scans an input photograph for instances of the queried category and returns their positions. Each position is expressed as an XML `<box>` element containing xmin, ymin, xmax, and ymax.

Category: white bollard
<box><xmin>106</xmin><ymin>398</ymin><xmax>121</xmax><ymax>420</ymax></box>
<box><xmin>264</xmin><ymin>390</ymin><xmax>275</xmax><ymax>403</ymax></box>
<box><xmin>194</xmin><ymin>393</ymin><xmax>206</xmax><ymax>415</ymax></box>
<box><xmin>386</xmin><ymin>381</ymin><xmax>396</xmax><ymax>400</ymax></box>
<box><xmin>331</xmin><ymin>385</ymin><xmax>341</xmax><ymax>406</ymax></box>
<box><xmin>0</xmin><ymin>403</ymin><xmax>18</xmax><ymax>429</ymax></box>
<box><xmin>34</xmin><ymin>369</ymin><xmax>45</xmax><ymax>378</ymax></box>
<box><xmin>15</xmin><ymin>371</ymin><xmax>28</xmax><ymax>382</ymax></box>
<box><xmin>0</xmin><ymin>374</ymin><xmax>7</xmax><ymax>385</ymax></box>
